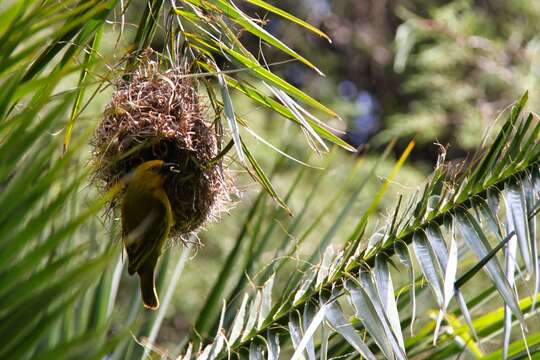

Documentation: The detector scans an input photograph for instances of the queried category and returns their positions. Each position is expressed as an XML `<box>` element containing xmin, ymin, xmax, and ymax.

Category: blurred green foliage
<box><xmin>239</xmin><ymin>0</ymin><xmax>540</xmax><ymax>156</ymax></box>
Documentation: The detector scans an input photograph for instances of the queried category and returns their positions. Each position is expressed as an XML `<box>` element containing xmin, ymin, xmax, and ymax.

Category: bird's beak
<box><xmin>162</xmin><ymin>162</ymin><xmax>181</xmax><ymax>174</ymax></box>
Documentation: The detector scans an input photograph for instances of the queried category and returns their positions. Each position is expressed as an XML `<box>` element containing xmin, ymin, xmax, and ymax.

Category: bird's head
<box><xmin>126</xmin><ymin>160</ymin><xmax>180</xmax><ymax>189</ymax></box>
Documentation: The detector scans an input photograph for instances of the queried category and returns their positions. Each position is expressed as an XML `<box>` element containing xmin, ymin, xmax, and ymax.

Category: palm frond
<box><xmin>167</xmin><ymin>92</ymin><xmax>540</xmax><ymax>359</ymax></box>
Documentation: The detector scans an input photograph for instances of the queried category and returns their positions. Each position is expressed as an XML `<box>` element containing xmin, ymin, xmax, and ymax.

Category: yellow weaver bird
<box><xmin>121</xmin><ymin>160</ymin><xmax>177</xmax><ymax>310</ymax></box>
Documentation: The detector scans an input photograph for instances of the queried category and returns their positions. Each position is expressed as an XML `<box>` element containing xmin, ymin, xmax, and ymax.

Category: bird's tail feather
<box><xmin>138</xmin><ymin>267</ymin><xmax>159</xmax><ymax>310</ymax></box>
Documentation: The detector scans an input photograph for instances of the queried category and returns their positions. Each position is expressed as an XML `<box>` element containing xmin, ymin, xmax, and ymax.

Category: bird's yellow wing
<box><xmin>122</xmin><ymin>189</ymin><xmax>171</xmax><ymax>275</ymax></box>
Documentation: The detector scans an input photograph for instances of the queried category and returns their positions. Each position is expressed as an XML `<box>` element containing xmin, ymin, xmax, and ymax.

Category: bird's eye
<box><xmin>162</xmin><ymin>163</ymin><xmax>181</xmax><ymax>174</ymax></box>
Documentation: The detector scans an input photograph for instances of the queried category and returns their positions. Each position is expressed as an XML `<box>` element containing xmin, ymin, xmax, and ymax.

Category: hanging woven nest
<box><xmin>91</xmin><ymin>53</ymin><xmax>231</xmax><ymax>240</ymax></box>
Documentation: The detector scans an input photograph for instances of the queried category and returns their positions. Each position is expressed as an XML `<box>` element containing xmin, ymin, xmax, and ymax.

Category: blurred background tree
<box><xmin>233</xmin><ymin>0</ymin><xmax>540</xmax><ymax>158</ymax></box>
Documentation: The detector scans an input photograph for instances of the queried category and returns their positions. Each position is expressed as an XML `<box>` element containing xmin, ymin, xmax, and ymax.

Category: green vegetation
<box><xmin>0</xmin><ymin>0</ymin><xmax>539</xmax><ymax>359</ymax></box>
